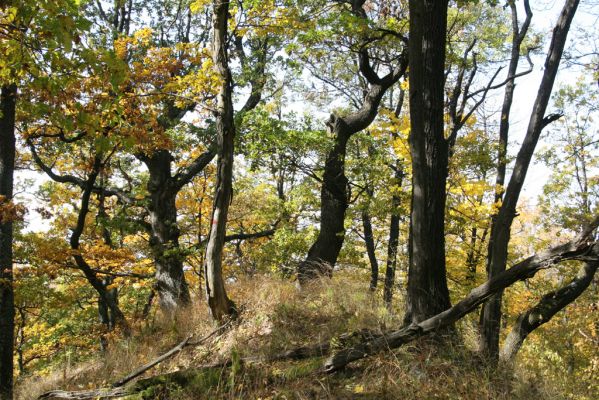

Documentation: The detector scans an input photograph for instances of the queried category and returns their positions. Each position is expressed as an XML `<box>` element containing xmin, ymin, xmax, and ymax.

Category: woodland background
<box><xmin>0</xmin><ymin>0</ymin><xmax>598</xmax><ymax>399</ymax></box>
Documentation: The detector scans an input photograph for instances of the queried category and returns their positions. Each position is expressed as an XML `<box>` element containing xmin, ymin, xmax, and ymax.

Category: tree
<box><xmin>499</xmin><ymin>75</ymin><xmax>599</xmax><ymax>363</ymax></box>
<box><xmin>0</xmin><ymin>82</ymin><xmax>17</xmax><ymax>400</ymax></box>
<box><xmin>480</xmin><ymin>0</ymin><xmax>580</xmax><ymax>362</ymax></box>
<box><xmin>298</xmin><ymin>0</ymin><xmax>408</xmax><ymax>283</ymax></box>
<box><xmin>1</xmin><ymin>0</ymin><xmax>82</xmax><ymax>395</ymax></box>
<box><xmin>403</xmin><ymin>0</ymin><xmax>452</xmax><ymax>324</ymax></box>
<box><xmin>501</xmin><ymin>261</ymin><xmax>598</xmax><ymax>361</ymax></box>
<box><xmin>203</xmin><ymin>0</ymin><xmax>237</xmax><ymax>321</ymax></box>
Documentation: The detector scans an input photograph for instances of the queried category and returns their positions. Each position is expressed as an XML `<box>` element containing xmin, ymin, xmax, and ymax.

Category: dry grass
<box><xmin>15</xmin><ymin>272</ymin><xmax>577</xmax><ymax>399</ymax></box>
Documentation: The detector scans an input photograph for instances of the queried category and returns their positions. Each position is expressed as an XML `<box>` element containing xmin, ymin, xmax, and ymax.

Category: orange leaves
<box><xmin>0</xmin><ymin>195</ymin><xmax>25</xmax><ymax>223</ymax></box>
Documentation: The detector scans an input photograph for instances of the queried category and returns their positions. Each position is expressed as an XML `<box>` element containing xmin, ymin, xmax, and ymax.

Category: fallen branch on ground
<box><xmin>38</xmin><ymin>322</ymin><xmax>232</xmax><ymax>399</ymax></box>
<box><xmin>112</xmin><ymin>320</ymin><xmax>232</xmax><ymax>387</ymax></box>
<box><xmin>323</xmin><ymin>218</ymin><xmax>599</xmax><ymax>372</ymax></box>
<box><xmin>37</xmin><ymin>387</ymin><xmax>129</xmax><ymax>399</ymax></box>
<box><xmin>500</xmin><ymin>260</ymin><xmax>598</xmax><ymax>361</ymax></box>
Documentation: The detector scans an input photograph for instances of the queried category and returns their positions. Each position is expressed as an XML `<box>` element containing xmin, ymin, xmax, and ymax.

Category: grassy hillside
<box><xmin>17</xmin><ymin>273</ymin><xmax>597</xmax><ymax>400</ymax></box>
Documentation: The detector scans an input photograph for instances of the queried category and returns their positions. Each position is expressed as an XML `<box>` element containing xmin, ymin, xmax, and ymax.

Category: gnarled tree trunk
<box><xmin>145</xmin><ymin>150</ymin><xmax>191</xmax><ymax>313</ymax></box>
<box><xmin>298</xmin><ymin>1</ymin><xmax>407</xmax><ymax>284</ymax></box>
<box><xmin>299</xmin><ymin>122</ymin><xmax>351</xmax><ymax>281</ymax></box>
<box><xmin>501</xmin><ymin>261</ymin><xmax>598</xmax><ymax>362</ymax></box>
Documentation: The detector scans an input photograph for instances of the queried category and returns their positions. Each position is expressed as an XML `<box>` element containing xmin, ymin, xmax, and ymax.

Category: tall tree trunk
<box><xmin>384</xmin><ymin>165</ymin><xmax>403</xmax><ymax>307</ymax></box>
<box><xmin>0</xmin><ymin>84</ymin><xmax>16</xmax><ymax>400</ymax></box>
<box><xmin>501</xmin><ymin>261</ymin><xmax>598</xmax><ymax>361</ymax></box>
<box><xmin>96</xmin><ymin>190</ymin><xmax>119</xmax><ymax>349</ymax></box>
<box><xmin>204</xmin><ymin>0</ymin><xmax>236</xmax><ymax>322</ymax></box>
<box><xmin>479</xmin><ymin>0</ymin><xmax>531</xmax><ymax>353</ymax></box>
<box><xmin>404</xmin><ymin>0</ymin><xmax>452</xmax><ymax>324</ymax></box>
<box><xmin>383</xmin><ymin>89</ymin><xmax>405</xmax><ymax>307</ymax></box>
<box><xmin>494</xmin><ymin>1</ymin><xmax>532</xmax><ymax>204</ymax></box>
<box><xmin>480</xmin><ymin>0</ymin><xmax>579</xmax><ymax>362</ymax></box>
<box><xmin>145</xmin><ymin>150</ymin><xmax>191</xmax><ymax>313</ymax></box>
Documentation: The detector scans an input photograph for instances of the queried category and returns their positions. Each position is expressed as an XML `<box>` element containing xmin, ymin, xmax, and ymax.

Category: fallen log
<box><xmin>500</xmin><ymin>261</ymin><xmax>598</xmax><ymax>361</ymax></box>
<box><xmin>324</xmin><ymin>218</ymin><xmax>599</xmax><ymax>372</ymax></box>
<box><xmin>37</xmin><ymin>387</ymin><xmax>129</xmax><ymax>400</ymax></box>
<box><xmin>35</xmin><ymin>342</ymin><xmax>333</xmax><ymax>400</ymax></box>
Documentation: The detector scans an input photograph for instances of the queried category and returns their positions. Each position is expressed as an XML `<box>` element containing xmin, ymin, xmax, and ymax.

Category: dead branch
<box><xmin>324</xmin><ymin>218</ymin><xmax>599</xmax><ymax>372</ymax></box>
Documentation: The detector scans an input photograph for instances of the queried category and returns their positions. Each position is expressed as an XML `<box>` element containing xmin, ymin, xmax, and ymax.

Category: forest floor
<box><xmin>16</xmin><ymin>273</ymin><xmax>589</xmax><ymax>399</ymax></box>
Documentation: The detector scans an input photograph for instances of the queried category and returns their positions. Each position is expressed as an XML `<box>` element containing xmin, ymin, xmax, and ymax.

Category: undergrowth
<box><xmin>16</xmin><ymin>272</ymin><xmax>596</xmax><ymax>399</ymax></box>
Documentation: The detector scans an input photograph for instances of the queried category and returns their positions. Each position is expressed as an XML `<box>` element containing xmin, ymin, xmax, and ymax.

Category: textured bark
<box><xmin>404</xmin><ymin>0</ymin><xmax>451</xmax><ymax>324</ymax></box>
<box><xmin>298</xmin><ymin>120</ymin><xmax>351</xmax><ymax>282</ymax></box>
<box><xmin>298</xmin><ymin>81</ymin><xmax>407</xmax><ymax>283</ymax></box>
<box><xmin>298</xmin><ymin>2</ymin><xmax>408</xmax><ymax>283</ymax></box>
<box><xmin>145</xmin><ymin>150</ymin><xmax>191</xmax><ymax>313</ymax></box>
<box><xmin>204</xmin><ymin>0</ymin><xmax>236</xmax><ymax>321</ymax></box>
<box><xmin>0</xmin><ymin>84</ymin><xmax>16</xmax><ymax>400</ymax></box>
<box><xmin>325</xmin><ymin>219</ymin><xmax>599</xmax><ymax>372</ymax></box>
<box><xmin>501</xmin><ymin>261</ymin><xmax>598</xmax><ymax>362</ymax></box>
<box><xmin>480</xmin><ymin>0</ymin><xmax>579</xmax><ymax>361</ymax></box>
<box><xmin>134</xmin><ymin>146</ymin><xmax>214</xmax><ymax>314</ymax></box>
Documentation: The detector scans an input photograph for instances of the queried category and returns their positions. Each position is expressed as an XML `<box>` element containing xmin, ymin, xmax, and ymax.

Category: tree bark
<box><xmin>500</xmin><ymin>261</ymin><xmax>598</xmax><ymax>362</ymax></box>
<box><xmin>384</xmin><ymin>89</ymin><xmax>405</xmax><ymax>307</ymax></box>
<box><xmin>97</xmin><ymin>189</ymin><xmax>119</xmax><ymax>338</ymax></box>
<box><xmin>135</xmin><ymin>146</ymin><xmax>215</xmax><ymax>315</ymax></box>
<box><xmin>404</xmin><ymin>0</ymin><xmax>452</xmax><ymax>324</ymax></box>
<box><xmin>204</xmin><ymin>0</ymin><xmax>236</xmax><ymax>322</ymax></box>
<box><xmin>384</xmin><ymin>166</ymin><xmax>403</xmax><ymax>306</ymax></box>
<box><xmin>494</xmin><ymin>0</ymin><xmax>532</xmax><ymax>203</ymax></box>
<box><xmin>480</xmin><ymin>0</ymin><xmax>579</xmax><ymax>362</ymax></box>
<box><xmin>145</xmin><ymin>150</ymin><xmax>191</xmax><ymax>313</ymax></box>
<box><xmin>298</xmin><ymin>120</ymin><xmax>351</xmax><ymax>282</ymax></box>
<box><xmin>0</xmin><ymin>84</ymin><xmax>17</xmax><ymax>400</ymax></box>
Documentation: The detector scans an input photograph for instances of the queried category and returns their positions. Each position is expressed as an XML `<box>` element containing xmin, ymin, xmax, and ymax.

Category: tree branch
<box><xmin>500</xmin><ymin>260</ymin><xmax>598</xmax><ymax>361</ymax></box>
<box><xmin>324</xmin><ymin>216</ymin><xmax>599</xmax><ymax>372</ymax></box>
